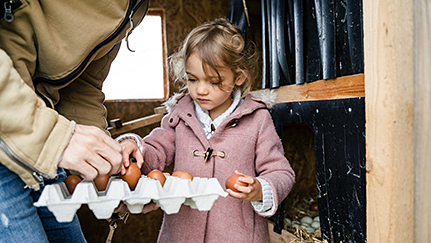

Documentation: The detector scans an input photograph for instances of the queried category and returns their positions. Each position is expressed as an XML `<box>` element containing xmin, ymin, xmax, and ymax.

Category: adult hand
<box><xmin>58</xmin><ymin>124</ymin><xmax>123</xmax><ymax>181</ymax></box>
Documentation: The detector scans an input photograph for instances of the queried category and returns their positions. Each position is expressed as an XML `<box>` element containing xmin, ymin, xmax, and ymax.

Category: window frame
<box><xmin>105</xmin><ymin>8</ymin><xmax>169</xmax><ymax>102</ymax></box>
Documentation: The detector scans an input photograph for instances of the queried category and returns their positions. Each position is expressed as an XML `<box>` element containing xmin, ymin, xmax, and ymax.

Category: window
<box><xmin>103</xmin><ymin>9</ymin><xmax>168</xmax><ymax>100</ymax></box>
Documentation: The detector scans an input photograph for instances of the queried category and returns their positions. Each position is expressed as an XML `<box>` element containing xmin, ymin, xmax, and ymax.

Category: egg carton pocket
<box><xmin>183</xmin><ymin>177</ymin><xmax>226</xmax><ymax>211</ymax></box>
<box><xmin>34</xmin><ymin>175</ymin><xmax>228</xmax><ymax>222</ymax></box>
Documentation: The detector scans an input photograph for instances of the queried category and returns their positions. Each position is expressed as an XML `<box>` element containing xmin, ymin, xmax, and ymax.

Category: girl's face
<box><xmin>186</xmin><ymin>53</ymin><xmax>245</xmax><ymax>120</ymax></box>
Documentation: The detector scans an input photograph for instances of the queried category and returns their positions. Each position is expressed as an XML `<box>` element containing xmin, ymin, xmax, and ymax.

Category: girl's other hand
<box><xmin>119</xmin><ymin>139</ymin><xmax>144</xmax><ymax>174</ymax></box>
<box><xmin>226</xmin><ymin>170</ymin><xmax>263</xmax><ymax>202</ymax></box>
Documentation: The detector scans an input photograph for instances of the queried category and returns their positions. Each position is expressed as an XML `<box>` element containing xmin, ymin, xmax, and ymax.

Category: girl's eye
<box><xmin>188</xmin><ymin>78</ymin><xmax>197</xmax><ymax>82</ymax></box>
<box><xmin>209</xmin><ymin>80</ymin><xmax>220</xmax><ymax>86</ymax></box>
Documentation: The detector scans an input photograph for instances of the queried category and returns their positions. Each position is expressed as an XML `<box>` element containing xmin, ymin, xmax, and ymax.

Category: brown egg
<box><xmin>64</xmin><ymin>175</ymin><xmax>82</xmax><ymax>194</ymax></box>
<box><xmin>147</xmin><ymin>169</ymin><xmax>167</xmax><ymax>186</ymax></box>
<box><xmin>310</xmin><ymin>202</ymin><xmax>319</xmax><ymax>212</ymax></box>
<box><xmin>93</xmin><ymin>174</ymin><xmax>110</xmax><ymax>191</ymax></box>
<box><xmin>225</xmin><ymin>174</ymin><xmax>247</xmax><ymax>193</ymax></box>
<box><xmin>120</xmin><ymin>162</ymin><xmax>141</xmax><ymax>190</ymax></box>
<box><xmin>172</xmin><ymin>170</ymin><xmax>193</xmax><ymax>180</ymax></box>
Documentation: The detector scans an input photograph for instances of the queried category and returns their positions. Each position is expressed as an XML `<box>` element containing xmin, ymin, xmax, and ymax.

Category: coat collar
<box><xmin>163</xmin><ymin>93</ymin><xmax>271</xmax><ymax>147</ymax></box>
<box><xmin>163</xmin><ymin>89</ymin><xmax>276</xmax><ymax>118</ymax></box>
<box><xmin>166</xmin><ymin>94</ymin><xmax>268</xmax><ymax>121</ymax></box>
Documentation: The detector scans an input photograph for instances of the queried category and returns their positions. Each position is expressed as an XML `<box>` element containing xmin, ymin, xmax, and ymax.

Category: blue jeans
<box><xmin>0</xmin><ymin>163</ymin><xmax>87</xmax><ymax>243</ymax></box>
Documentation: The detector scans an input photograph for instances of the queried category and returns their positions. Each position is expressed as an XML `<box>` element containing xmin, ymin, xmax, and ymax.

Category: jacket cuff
<box><xmin>54</xmin><ymin>120</ymin><xmax>76</xmax><ymax>167</ymax></box>
<box><xmin>36</xmin><ymin>115</ymin><xmax>76</xmax><ymax>179</ymax></box>
<box><xmin>251</xmin><ymin>178</ymin><xmax>275</xmax><ymax>216</ymax></box>
<box><xmin>115</xmin><ymin>133</ymin><xmax>144</xmax><ymax>153</ymax></box>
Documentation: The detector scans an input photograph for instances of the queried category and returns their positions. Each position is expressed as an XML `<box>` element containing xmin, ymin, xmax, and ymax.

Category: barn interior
<box><xmin>77</xmin><ymin>0</ymin><xmax>367</xmax><ymax>242</ymax></box>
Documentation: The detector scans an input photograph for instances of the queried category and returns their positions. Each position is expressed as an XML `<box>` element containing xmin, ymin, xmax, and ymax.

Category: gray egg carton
<box><xmin>34</xmin><ymin>175</ymin><xmax>228</xmax><ymax>222</ymax></box>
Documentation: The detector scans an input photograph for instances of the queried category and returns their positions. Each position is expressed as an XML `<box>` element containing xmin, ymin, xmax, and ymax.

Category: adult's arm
<box><xmin>0</xmin><ymin>50</ymin><xmax>122</xmax><ymax>189</ymax></box>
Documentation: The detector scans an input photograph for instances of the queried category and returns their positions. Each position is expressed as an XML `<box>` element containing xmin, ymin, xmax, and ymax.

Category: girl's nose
<box><xmin>196</xmin><ymin>81</ymin><xmax>209</xmax><ymax>95</ymax></box>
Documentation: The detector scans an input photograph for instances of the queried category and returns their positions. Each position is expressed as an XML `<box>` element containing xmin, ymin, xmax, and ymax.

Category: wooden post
<box><xmin>364</xmin><ymin>0</ymin><xmax>415</xmax><ymax>242</ymax></box>
<box><xmin>414</xmin><ymin>1</ymin><xmax>431</xmax><ymax>242</ymax></box>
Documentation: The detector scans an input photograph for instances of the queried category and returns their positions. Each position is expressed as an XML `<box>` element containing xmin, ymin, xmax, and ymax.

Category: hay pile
<box><xmin>282</xmin><ymin>193</ymin><xmax>326</xmax><ymax>243</ymax></box>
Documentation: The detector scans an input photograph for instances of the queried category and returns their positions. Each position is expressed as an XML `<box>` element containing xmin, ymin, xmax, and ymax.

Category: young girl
<box><xmin>117</xmin><ymin>18</ymin><xmax>295</xmax><ymax>243</ymax></box>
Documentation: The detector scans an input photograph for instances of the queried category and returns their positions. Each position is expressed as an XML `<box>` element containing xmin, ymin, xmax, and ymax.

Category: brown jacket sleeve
<box><xmin>0</xmin><ymin>50</ymin><xmax>74</xmax><ymax>189</ymax></box>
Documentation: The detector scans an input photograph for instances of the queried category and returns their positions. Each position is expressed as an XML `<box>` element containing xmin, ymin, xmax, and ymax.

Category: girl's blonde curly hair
<box><xmin>169</xmin><ymin>18</ymin><xmax>259</xmax><ymax>97</ymax></box>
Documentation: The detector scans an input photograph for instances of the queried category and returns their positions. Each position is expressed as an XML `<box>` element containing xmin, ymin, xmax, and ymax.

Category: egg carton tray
<box><xmin>34</xmin><ymin>175</ymin><xmax>228</xmax><ymax>222</ymax></box>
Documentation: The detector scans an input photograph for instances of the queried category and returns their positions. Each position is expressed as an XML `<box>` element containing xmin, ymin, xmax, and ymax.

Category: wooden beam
<box><xmin>154</xmin><ymin>106</ymin><xmax>167</xmax><ymax>115</ymax></box>
<box><xmin>364</xmin><ymin>0</ymin><xmax>414</xmax><ymax>242</ymax></box>
<box><xmin>255</xmin><ymin>73</ymin><xmax>364</xmax><ymax>103</ymax></box>
<box><xmin>108</xmin><ymin>113</ymin><xmax>164</xmax><ymax>137</ymax></box>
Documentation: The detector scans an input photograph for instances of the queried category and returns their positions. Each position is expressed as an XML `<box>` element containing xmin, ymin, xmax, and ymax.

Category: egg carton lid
<box><xmin>34</xmin><ymin>175</ymin><xmax>228</xmax><ymax>222</ymax></box>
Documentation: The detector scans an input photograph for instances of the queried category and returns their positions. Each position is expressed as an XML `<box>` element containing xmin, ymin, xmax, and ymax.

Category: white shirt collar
<box><xmin>194</xmin><ymin>90</ymin><xmax>242</xmax><ymax>139</ymax></box>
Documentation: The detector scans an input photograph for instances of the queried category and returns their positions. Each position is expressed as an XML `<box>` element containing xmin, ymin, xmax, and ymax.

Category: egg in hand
<box><xmin>225</xmin><ymin>174</ymin><xmax>247</xmax><ymax>193</ymax></box>
<box><xmin>64</xmin><ymin>174</ymin><xmax>82</xmax><ymax>194</ymax></box>
<box><xmin>93</xmin><ymin>174</ymin><xmax>110</xmax><ymax>191</ymax></box>
<box><xmin>120</xmin><ymin>162</ymin><xmax>141</xmax><ymax>190</ymax></box>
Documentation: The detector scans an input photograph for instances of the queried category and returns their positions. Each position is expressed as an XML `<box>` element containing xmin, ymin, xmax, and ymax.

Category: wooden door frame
<box><xmin>364</xmin><ymin>0</ymin><xmax>430</xmax><ymax>242</ymax></box>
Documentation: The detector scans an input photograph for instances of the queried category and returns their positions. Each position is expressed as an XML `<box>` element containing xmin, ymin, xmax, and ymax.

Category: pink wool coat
<box><xmin>132</xmin><ymin>94</ymin><xmax>295</xmax><ymax>243</ymax></box>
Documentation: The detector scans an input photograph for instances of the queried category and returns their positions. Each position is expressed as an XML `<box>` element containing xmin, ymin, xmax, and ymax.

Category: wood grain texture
<box><xmin>414</xmin><ymin>1</ymin><xmax>431</xmax><ymax>242</ymax></box>
<box><xmin>254</xmin><ymin>74</ymin><xmax>364</xmax><ymax>103</ymax></box>
<box><xmin>108</xmin><ymin>113</ymin><xmax>164</xmax><ymax>137</ymax></box>
<box><xmin>363</xmin><ymin>0</ymin><xmax>415</xmax><ymax>242</ymax></box>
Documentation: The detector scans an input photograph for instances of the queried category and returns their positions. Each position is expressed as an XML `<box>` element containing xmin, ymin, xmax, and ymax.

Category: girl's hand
<box><xmin>226</xmin><ymin>170</ymin><xmax>263</xmax><ymax>202</ymax></box>
<box><xmin>119</xmin><ymin>139</ymin><xmax>144</xmax><ymax>174</ymax></box>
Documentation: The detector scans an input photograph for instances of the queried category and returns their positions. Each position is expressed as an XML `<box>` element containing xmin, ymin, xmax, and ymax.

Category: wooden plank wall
<box><xmin>414</xmin><ymin>1</ymin><xmax>431</xmax><ymax>242</ymax></box>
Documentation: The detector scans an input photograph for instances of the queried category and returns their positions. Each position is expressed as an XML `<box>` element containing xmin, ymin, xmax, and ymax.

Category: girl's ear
<box><xmin>235</xmin><ymin>71</ymin><xmax>248</xmax><ymax>86</ymax></box>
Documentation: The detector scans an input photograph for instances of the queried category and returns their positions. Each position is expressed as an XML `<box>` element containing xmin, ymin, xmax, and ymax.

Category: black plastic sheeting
<box><xmin>227</xmin><ymin>0</ymin><xmax>248</xmax><ymax>39</ymax></box>
<box><xmin>271</xmin><ymin>98</ymin><xmax>366</xmax><ymax>243</ymax></box>
<box><xmin>261</xmin><ymin>0</ymin><xmax>364</xmax><ymax>88</ymax></box>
